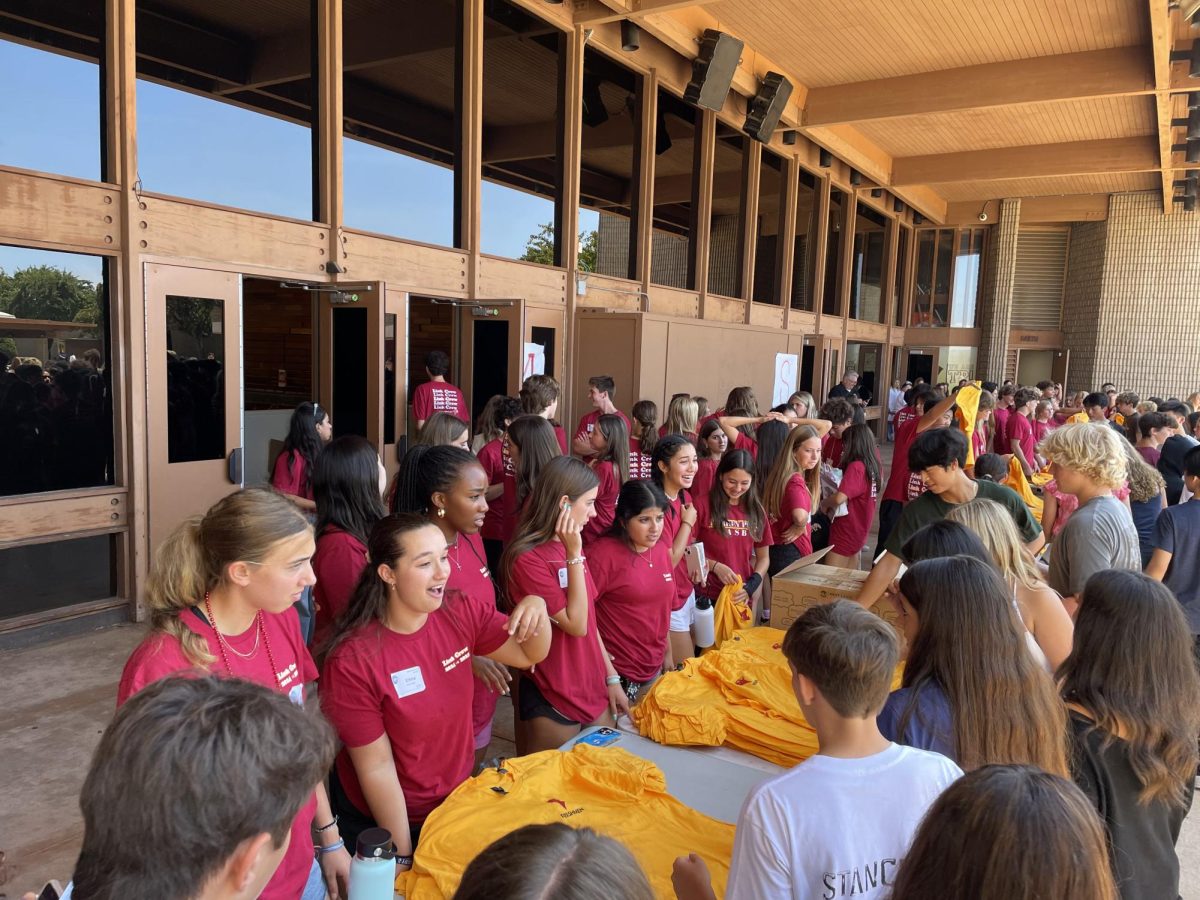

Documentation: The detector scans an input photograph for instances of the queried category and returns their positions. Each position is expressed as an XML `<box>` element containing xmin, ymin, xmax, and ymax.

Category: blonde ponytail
<box><xmin>145</xmin><ymin>517</ymin><xmax>215</xmax><ymax>667</ymax></box>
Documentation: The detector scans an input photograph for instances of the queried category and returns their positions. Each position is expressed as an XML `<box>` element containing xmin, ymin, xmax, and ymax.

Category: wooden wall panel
<box><xmin>573</xmin><ymin>315</ymin><xmax>639</xmax><ymax>419</ymax></box>
<box><xmin>0</xmin><ymin>169</ymin><xmax>121</xmax><ymax>253</ymax></box>
<box><xmin>705</xmin><ymin>295</ymin><xmax>747</xmax><ymax>324</ymax></box>
<box><xmin>478</xmin><ymin>257</ymin><xmax>568</xmax><ymax>304</ymax></box>
<box><xmin>579</xmin><ymin>294</ymin><xmax>642</xmax><ymax>312</ymax></box>
<box><xmin>749</xmin><ymin>303</ymin><xmax>786</xmax><ymax>329</ymax></box>
<box><xmin>646</xmin><ymin>285</ymin><xmax>700</xmax><ymax>317</ymax></box>
<box><xmin>0</xmin><ymin>490</ymin><xmax>128</xmax><ymax>543</ymax></box>
<box><xmin>636</xmin><ymin>318</ymin><xmax>670</xmax><ymax>410</ymax></box>
<box><xmin>140</xmin><ymin>195</ymin><xmax>328</xmax><ymax>275</ymax></box>
<box><xmin>344</xmin><ymin>231</ymin><xmax>469</xmax><ymax>296</ymax></box>
<box><xmin>660</xmin><ymin>320</ymin><xmax>793</xmax><ymax>403</ymax></box>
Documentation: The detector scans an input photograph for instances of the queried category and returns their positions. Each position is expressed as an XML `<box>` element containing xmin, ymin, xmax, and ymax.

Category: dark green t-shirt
<box><xmin>884</xmin><ymin>479</ymin><xmax>1042</xmax><ymax>562</ymax></box>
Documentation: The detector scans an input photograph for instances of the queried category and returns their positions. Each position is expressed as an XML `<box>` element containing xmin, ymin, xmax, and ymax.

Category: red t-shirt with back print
<box><xmin>413</xmin><ymin>380</ymin><xmax>466</xmax><ymax>421</ymax></box>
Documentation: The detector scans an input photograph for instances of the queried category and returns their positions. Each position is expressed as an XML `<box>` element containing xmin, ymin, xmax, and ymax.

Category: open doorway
<box><xmin>906</xmin><ymin>350</ymin><xmax>934</xmax><ymax>386</ymax></box>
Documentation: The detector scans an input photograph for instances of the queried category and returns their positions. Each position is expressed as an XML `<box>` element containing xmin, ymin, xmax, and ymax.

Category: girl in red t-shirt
<box><xmin>501</xmin><ymin>456</ymin><xmax>630</xmax><ymax>753</ymax></box>
<box><xmin>694</xmin><ymin>418</ymin><xmax>727</xmax><ymax>499</ymax></box>
<box><xmin>762</xmin><ymin>424</ymin><xmax>825</xmax><ymax>575</ymax></box>
<box><xmin>392</xmin><ymin>443</ymin><xmax>510</xmax><ymax>766</ymax></box>
<box><xmin>651</xmin><ymin>435</ymin><xmax>701</xmax><ymax>666</ymax></box>
<box><xmin>503</xmin><ymin>415</ymin><xmax>563</xmax><ymax>540</ymax></box>
<box><xmin>476</xmin><ymin>396</ymin><xmax>522</xmax><ymax>572</ymax></box>
<box><xmin>311</xmin><ymin>435</ymin><xmax>387</xmax><ymax>650</ymax></box>
<box><xmin>589</xmin><ymin>480</ymin><xmax>676</xmax><ymax>701</ymax></box>
<box><xmin>117</xmin><ymin>488</ymin><xmax>348</xmax><ymax>900</ymax></box>
<box><xmin>629</xmin><ymin>399</ymin><xmax>659</xmax><ymax>480</ymax></box>
<box><xmin>271</xmin><ymin>400</ymin><xmax>332</xmax><ymax>512</ymax></box>
<box><xmin>584</xmin><ymin>413</ymin><xmax>631</xmax><ymax>544</ymax></box>
<box><xmin>821</xmin><ymin>423</ymin><xmax>881</xmax><ymax>569</ymax></box>
<box><xmin>322</xmin><ymin>515</ymin><xmax>550</xmax><ymax>866</ymax></box>
<box><xmin>694</xmin><ymin>448</ymin><xmax>770</xmax><ymax>617</ymax></box>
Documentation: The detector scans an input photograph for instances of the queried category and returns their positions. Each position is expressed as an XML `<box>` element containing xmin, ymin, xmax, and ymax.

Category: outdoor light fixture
<box><xmin>1190</xmin><ymin>107</ymin><xmax>1200</xmax><ymax>140</ymax></box>
<box><xmin>893</xmin><ymin>198</ymin><xmax>904</xmax><ymax>213</ymax></box>
<box><xmin>621</xmin><ymin>20</ymin><xmax>640</xmax><ymax>51</ymax></box>
<box><xmin>914</xmin><ymin>213</ymin><xmax>925</xmax><ymax>225</ymax></box>
<box><xmin>849</xmin><ymin>169</ymin><xmax>862</xmax><ymax>186</ymax></box>
<box><xmin>871</xmin><ymin>188</ymin><xmax>883</xmax><ymax>197</ymax></box>
<box><xmin>819</xmin><ymin>148</ymin><xmax>832</xmax><ymax>167</ymax></box>
<box><xmin>782</xmin><ymin>130</ymin><xmax>797</xmax><ymax>145</ymax></box>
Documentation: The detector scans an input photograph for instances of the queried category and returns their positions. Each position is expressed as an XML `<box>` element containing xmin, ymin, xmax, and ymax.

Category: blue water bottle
<box><xmin>348</xmin><ymin>827</ymin><xmax>397</xmax><ymax>900</ymax></box>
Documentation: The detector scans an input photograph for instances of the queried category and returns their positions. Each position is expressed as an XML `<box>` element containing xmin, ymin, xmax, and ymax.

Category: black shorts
<box><xmin>328</xmin><ymin>764</ymin><xmax>422</xmax><ymax>854</ymax></box>
<box><xmin>517</xmin><ymin>673</ymin><xmax>580</xmax><ymax>727</ymax></box>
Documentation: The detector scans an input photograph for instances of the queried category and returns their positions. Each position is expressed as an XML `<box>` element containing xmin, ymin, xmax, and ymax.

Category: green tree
<box><xmin>0</xmin><ymin>266</ymin><xmax>99</xmax><ymax>323</ymax></box>
<box><xmin>519</xmin><ymin>222</ymin><xmax>598</xmax><ymax>271</ymax></box>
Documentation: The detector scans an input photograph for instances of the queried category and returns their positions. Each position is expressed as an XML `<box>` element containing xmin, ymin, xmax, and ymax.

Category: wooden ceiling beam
<box><xmin>803</xmin><ymin>47</ymin><xmax>1153</xmax><ymax>127</ymax></box>
<box><xmin>945</xmin><ymin>195</ymin><xmax>1110</xmax><ymax>225</ymax></box>
<box><xmin>573</xmin><ymin>0</ymin><xmax>723</xmax><ymax>26</ymax></box>
<box><xmin>893</xmin><ymin>136</ymin><xmax>1162</xmax><ymax>185</ymax></box>
<box><xmin>483</xmin><ymin>114</ymin><xmax>642</xmax><ymax>163</ymax></box>
<box><xmin>1149</xmin><ymin>0</ymin><xmax>1175</xmax><ymax>213</ymax></box>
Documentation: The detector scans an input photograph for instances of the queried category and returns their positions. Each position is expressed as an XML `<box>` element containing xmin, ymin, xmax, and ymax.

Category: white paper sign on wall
<box><xmin>772</xmin><ymin>353</ymin><xmax>799</xmax><ymax>407</ymax></box>
<box><xmin>522</xmin><ymin>343</ymin><xmax>546</xmax><ymax>380</ymax></box>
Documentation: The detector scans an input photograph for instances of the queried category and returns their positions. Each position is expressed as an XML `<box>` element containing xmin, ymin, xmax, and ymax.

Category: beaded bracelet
<box><xmin>314</xmin><ymin>816</ymin><xmax>338</xmax><ymax>834</ymax></box>
<box><xmin>566</xmin><ymin>556</ymin><xmax>586</xmax><ymax>566</ymax></box>
<box><xmin>316</xmin><ymin>839</ymin><xmax>345</xmax><ymax>856</ymax></box>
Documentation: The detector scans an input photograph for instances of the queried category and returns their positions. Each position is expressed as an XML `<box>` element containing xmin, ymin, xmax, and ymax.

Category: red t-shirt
<box><xmin>829</xmin><ymin>459</ymin><xmax>878</xmax><ymax>556</ymax></box>
<box><xmin>693</xmin><ymin>495</ymin><xmax>765</xmax><ymax>598</ymax></box>
<box><xmin>661</xmin><ymin>489</ymin><xmax>696</xmax><ymax>611</ymax></box>
<box><xmin>822</xmin><ymin>432</ymin><xmax>844</xmax><ymax>466</ymax></box>
<box><xmin>770</xmin><ymin>473</ymin><xmax>814</xmax><ymax>556</ymax></box>
<box><xmin>1006</xmin><ymin>411</ymin><xmax>1035</xmax><ymax>463</ymax></box>
<box><xmin>732</xmin><ymin>430</ymin><xmax>758</xmax><ymax>460</ymax></box>
<box><xmin>993</xmin><ymin>406</ymin><xmax>1011</xmax><ymax>446</ymax></box>
<box><xmin>446</xmin><ymin>532</ymin><xmax>503</xmax><ymax>737</ymax></box>
<box><xmin>413</xmin><ymin>380</ymin><xmax>466</xmax><ymax>421</ymax></box>
<box><xmin>477</xmin><ymin>438</ymin><xmax>511</xmax><ymax>542</ymax></box>
<box><xmin>583</xmin><ymin>459</ymin><xmax>621</xmax><ymax>545</ymax></box>
<box><xmin>507</xmin><ymin>542</ymin><xmax>608</xmax><ymax>723</ymax></box>
<box><xmin>971</xmin><ymin>427</ymin><xmax>987</xmax><ymax>462</ymax></box>
<box><xmin>553</xmin><ymin>424</ymin><xmax>569</xmax><ymax>455</ymax></box>
<box><xmin>628</xmin><ymin>437</ymin><xmax>654</xmax><ymax>481</ymax></box>
<box><xmin>1138</xmin><ymin>445</ymin><xmax>1162</xmax><ymax>466</ymax></box>
<box><xmin>693</xmin><ymin>457</ymin><xmax>718</xmax><ymax>502</ymax></box>
<box><xmin>118</xmin><ymin>608</ymin><xmax>318</xmax><ymax>900</ymax></box>
<box><xmin>573</xmin><ymin>409</ymin><xmax>631</xmax><ymax>449</ymax></box>
<box><xmin>320</xmin><ymin>594</ymin><xmax>510</xmax><ymax>823</ymax></box>
<box><xmin>313</xmin><ymin>526</ymin><xmax>368</xmax><ymax>649</ymax></box>
<box><xmin>271</xmin><ymin>449</ymin><xmax>312</xmax><ymax>501</ymax></box>
<box><xmin>894</xmin><ymin>406</ymin><xmax>918</xmax><ymax>431</ymax></box>
<box><xmin>1032</xmin><ymin>420</ymin><xmax>1055</xmax><ymax>445</ymax></box>
<box><xmin>883</xmin><ymin>417</ymin><xmax>920</xmax><ymax>503</ymax></box>
<box><xmin>587</xmin><ymin>536</ymin><xmax>674</xmax><ymax>682</ymax></box>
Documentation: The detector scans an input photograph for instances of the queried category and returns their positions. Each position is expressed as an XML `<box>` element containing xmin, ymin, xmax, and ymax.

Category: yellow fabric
<box><xmin>710</xmin><ymin>578</ymin><xmax>752</xmax><ymax>651</ymax></box>
<box><xmin>1066</xmin><ymin>412</ymin><xmax>1088</xmax><ymax>424</ymax></box>
<box><xmin>1114</xmin><ymin>412</ymin><xmax>1125</xmax><ymax>426</ymax></box>
<box><xmin>1003</xmin><ymin>455</ymin><xmax>1044</xmax><ymax>522</ymax></box>
<box><xmin>633</xmin><ymin>627</ymin><xmax>903</xmax><ymax>768</ymax></box>
<box><xmin>403</xmin><ymin>744</ymin><xmax>735</xmax><ymax>900</ymax></box>
<box><xmin>954</xmin><ymin>383</ymin><xmax>983</xmax><ymax>467</ymax></box>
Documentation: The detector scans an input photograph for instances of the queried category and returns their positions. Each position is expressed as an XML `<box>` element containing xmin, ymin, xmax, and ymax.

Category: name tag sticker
<box><xmin>558</xmin><ymin>567</ymin><xmax>569</xmax><ymax>588</ymax></box>
<box><xmin>288</xmin><ymin>684</ymin><xmax>305</xmax><ymax>706</ymax></box>
<box><xmin>390</xmin><ymin>666</ymin><xmax>426</xmax><ymax>699</ymax></box>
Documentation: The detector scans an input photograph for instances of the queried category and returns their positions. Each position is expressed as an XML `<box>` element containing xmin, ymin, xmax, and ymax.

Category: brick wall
<box><xmin>976</xmin><ymin>198</ymin><xmax>1020</xmax><ymax>380</ymax></box>
<box><xmin>1063</xmin><ymin>193</ymin><xmax>1200</xmax><ymax>398</ymax></box>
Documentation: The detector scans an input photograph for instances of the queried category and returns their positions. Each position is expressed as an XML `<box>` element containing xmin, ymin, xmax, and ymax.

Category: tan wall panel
<box><xmin>659</xmin><ymin>320</ymin><xmax>793</xmax><ymax>405</ymax></box>
<box><xmin>706</xmin><ymin>295</ymin><xmax>747</xmax><ymax>324</ymax></box>
<box><xmin>0</xmin><ymin>169</ymin><xmax>121</xmax><ymax>253</ymax></box>
<box><xmin>478</xmin><ymin>257</ymin><xmax>568</xmax><ymax>305</ymax></box>
<box><xmin>750</xmin><ymin>303</ymin><xmax>786</xmax><ymax>329</ymax></box>
<box><xmin>789</xmin><ymin>310</ymin><xmax>818</xmax><ymax>333</ymax></box>
<box><xmin>573</xmin><ymin>316</ymin><xmax>639</xmax><ymax>422</ymax></box>
<box><xmin>579</xmin><ymin>294</ymin><xmax>642</xmax><ymax>312</ymax></box>
<box><xmin>646</xmin><ymin>285</ymin><xmax>700</xmax><ymax>318</ymax></box>
<box><xmin>345</xmin><ymin>231</ymin><xmax>469</xmax><ymax>296</ymax></box>
<box><xmin>902</xmin><ymin>326</ymin><xmax>983</xmax><ymax>346</ymax></box>
<box><xmin>141</xmin><ymin>195</ymin><xmax>328</xmax><ymax>275</ymax></box>
<box><xmin>0</xmin><ymin>490</ymin><xmax>128</xmax><ymax>543</ymax></box>
<box><xmin>846</xmin><ymin>320</ymin><xmax>889</xmax><ymax>341</ymax></box>
<box><xmin>637</xmin><ymin>318</ymin><xmax>670</xmax><ymax>408</ymax></box>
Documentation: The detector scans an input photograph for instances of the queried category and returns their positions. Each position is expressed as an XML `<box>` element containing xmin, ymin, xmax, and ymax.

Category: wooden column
<box><xmin>837</xmin><ymin>186</ymin><xmax>855</xmax><ymax>351</ymax></box>
<box><xmin>460</xmin><ymin>0</ymin><xmax>484</xmax><ymax>288</ymax></box>
<box><xmin>883</xmin><ymin>210</ymin><xmax>901</xmax><ymax>328</ymax></box>
<box><xmin>740</xmin><ymin>139</ymin><xmax>761</xmax><ymax>321</ymax></box>
<box><xmin>810</xmin><ymin>175</ymin><xmax>832</xmax><ymax>336</ymax></box>
<box><xmin>560</xmin><ymin>26</ymin><xmax>585</xmax><ymax>412</ymax></box>
<box><xmin>635</xmin><ymin>71</ymin><xmax>658</xmax><ymax>307</ymax></box>
<box><xmin>779</xmin><ymin>155</ymin><xmax>800</xmax><ymax>330</ymax></box>
<box><xmin>316</xmin><ymin>0</ymin><xmax>343</xmax><ymax>267</ymax></box>
<box><xmin>107</xmin><ymin>0</ymin><xmax>148</xmax><ymax>615</ymax></box>
<box><xmin>693</xmin><ymin>109</ymin><xmax>716</xmax><ymax>316</ymax></box>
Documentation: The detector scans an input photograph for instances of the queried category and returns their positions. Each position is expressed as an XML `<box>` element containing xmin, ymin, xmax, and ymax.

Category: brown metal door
<box><xmin>145</xmin><ymin>264</ymin><xmax>242</xmax><ymax>553</ymax></box>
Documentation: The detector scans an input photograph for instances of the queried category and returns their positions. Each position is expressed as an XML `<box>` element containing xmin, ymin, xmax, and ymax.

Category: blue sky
<box><xmin>1</xmin><ymin>37</ymin><xmax>579</xmax><ymax>271</ymax></box>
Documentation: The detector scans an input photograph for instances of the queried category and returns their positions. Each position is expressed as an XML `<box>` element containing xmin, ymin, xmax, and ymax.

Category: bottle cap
<box><xmin>695</xmin><ymin>595</ymin><xmax>713</xmax><ymax>609</ymax></box>
<box><xmin>355</xmin><ymin>827</ymin><xmax>396</xmax><ymax>861</ymax></box>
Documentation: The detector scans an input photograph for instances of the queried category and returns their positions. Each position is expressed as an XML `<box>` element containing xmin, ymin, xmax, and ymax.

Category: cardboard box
<box><xmin>770</xmin><ymin>547</ymin><xmax>901</xmax><ymax>631</ymax></box>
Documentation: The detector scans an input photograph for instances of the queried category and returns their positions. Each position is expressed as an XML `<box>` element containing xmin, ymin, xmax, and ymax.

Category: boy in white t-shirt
<box><xmin>672</xmin><ymin>600</ymin><xmax>962</xmax><ymax>900</ymax></box>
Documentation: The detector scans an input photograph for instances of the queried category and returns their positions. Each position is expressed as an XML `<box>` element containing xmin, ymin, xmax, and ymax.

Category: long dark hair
<box><xmin>500</xmin><ymin>457</ymin><xmax>598</xmax><ymax>600</ymax></box>
<box><xmin>630</xmin><ymin>400</ymin><xmax>659</xmax><ymax>458</ymax></box>
<box><xmin>594</xmin><ymin>413</ymin><xmax>631</xmax><ymax>484</ymax></box>
<box><xmin>901</xmin><ymin>519</ymin><xmax>990</xmax><ymax>563</ymax></box>
<box><xmin>391</xmin><ymin>444</ymin><xmax>480</xmax><ymax>516</ymax></box>
<box><xmin>313</xmin><ymin>435</ymin><xmax>386</xmax><ymax>544</ymax></box>
<box><xmin>608</xmin><ymin>479</ymin><xmax>669</xmax><ymax>540</ymax></box>
<box><xmin>696</xmin><ymin>419</ymin><xmax>724</xmax><ymax>459</ymax></box>
<box><xmin>326</xmin><ymin>513</ymin><xmax>440</xmax><ymax>654</ymax></box>
<box><xmin>898</xmin><ymin>556</ymin><xmax>1068</xmax><ymax>775</ymax></box>
<box><xmin>753</xmin><ymin>419</ymin><xmax>789</xmax><ymax>487</ymax></box>
<box><xmin>508</xmin><ymin>415</ymin><xmax>562</xmax><ymax>507</ymax></box>
<box><xmin>1059</xmin><ymin>570</ymin><xmax>1200</xmax><ymax>808</ymax></box>
<box><xmin>651</xmin><ymin>435</ymin><xmax>695</xmax><ymax>522</ymax></box>
<box><xmin>708</xmin><ymin>448</ymin><xmax>765</xmax><ymax>540</ymax></box>
<box><xmin>890</xmin><ymin>765</ymin><xmax>1117</xmax><ymax>900</ymax></box>
<box><xmin>837</xmin><ymin>422</ymin><xmax>880</xmax><ymax>489</ymax></box>
<box><xmin>282</xmin><ymin>400</ymin><xmax>327</xmax><ymax>493</ymax></box>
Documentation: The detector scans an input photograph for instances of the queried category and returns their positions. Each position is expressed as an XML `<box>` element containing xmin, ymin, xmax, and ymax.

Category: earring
<box><xmin>437</xmin><ymin>507</ymin><xmax>446</xmax><ymax>518</ymax></box>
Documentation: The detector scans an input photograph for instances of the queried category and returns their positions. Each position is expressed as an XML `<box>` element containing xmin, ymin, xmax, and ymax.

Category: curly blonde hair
<box><xmin>1038</xmin><ymin>423</ymin><xmax>1127</xmax><ymax>489</ymax></box>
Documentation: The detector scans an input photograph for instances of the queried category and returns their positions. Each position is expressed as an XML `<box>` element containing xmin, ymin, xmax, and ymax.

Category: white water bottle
<box><xmin>693</xmin><ymin>595</ymin><xmax>716</xmax><ymax>648</ymax></box>
<box><xmin>348</xmin><ymin>827</ymin><xmax>397</xmax><ymax>900</ymax></box>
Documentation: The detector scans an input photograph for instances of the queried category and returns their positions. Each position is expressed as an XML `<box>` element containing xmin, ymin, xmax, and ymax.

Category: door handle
<box><xmin>228</xmin><ymin>447</ymin><xmax>244</xmax><ymax>486</ymax></box>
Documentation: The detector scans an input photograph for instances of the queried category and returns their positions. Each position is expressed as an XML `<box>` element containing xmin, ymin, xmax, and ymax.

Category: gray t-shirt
<box><xmin>1048</xmin><ymin>494</ymin><xmax>1140</xmax><ymax>597</ymax></box>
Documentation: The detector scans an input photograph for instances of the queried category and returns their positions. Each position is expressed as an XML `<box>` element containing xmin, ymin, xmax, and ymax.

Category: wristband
<box><xmin>314</xmin><ymin>816</ymin><xmax>338</xmax><ymax>834</ymax></box>
<box><xmin>744</xmin><ymin>573</ymin><xmax>762</xmax><ymax>595</ymax></box>
<box><xmin>396</xmin><ymin>854</ymin><xmax>415</xmax><ymax>868</ymax></box>
<box><xmin>566</xmin><ymin>556</ymin><xmax>586</xmax><ymax>566</ymax></box>
<box><xmin>316</xmin><ymin>839</ymin><xmax>344</xmax><ymax>856</ymax></box>
<box><xmin>605</xmin><ymin>675</ymin><xmax>622</xmax><ymax>686</ymax></box>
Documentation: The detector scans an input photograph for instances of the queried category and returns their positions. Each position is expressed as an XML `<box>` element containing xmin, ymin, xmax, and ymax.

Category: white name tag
<box><xmin>390</xmin><ymin>666</ymin><xmax>426</xmax><ymax>699</ymax></box>
<box><xmin>288</xmin><ymin>684</ymin><xmax>305</xmax><ymax>706</ymax></box>
<box><xmin>558</xmin><ymin>567</ymin><xmax>569</xmax><ymax>588</ymax></box>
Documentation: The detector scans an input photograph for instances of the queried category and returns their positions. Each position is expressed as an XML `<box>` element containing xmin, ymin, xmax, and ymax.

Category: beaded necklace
<box><xmin>203</xmin><ymin>592</ymin><xmax>282</xmax><ymax>689</ymax></box>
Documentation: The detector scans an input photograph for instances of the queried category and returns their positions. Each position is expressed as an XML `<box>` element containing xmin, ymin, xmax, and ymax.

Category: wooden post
<box><xmin>316</xmin><ymin>0</ymin><xmax>343</xmax><ymax>268</ymax></box>
<box><xmin>460</xmin><ymin>0</ymin><xmax>484</xmax><ymax>288</ymax></box>
<box><xmin>810</xmin><ymin>176</ymin><xmax>831</xmax><ymax>336</ymax></box>
<box><xmin>779</xmin><ymin>155</ymin><xmax>800</xmax><ymax>330</ymax></box>
<box><xmin>561</xmin><ymin>25</ymin><xmax>585</xmax><ymax>419</ymax></box>
<box><xmin>740</xmin><ymin>138</ymin><xmax>761</xmax><ymax>320</ymax></box>
<box><xmin>693</xmin><ymin>109</ymin><xmax>716</xmax><ymax>316</ymax></box>
<box><xmin>635</xmin><ymin>71</ymin><xmax>657</xmax><ymax>308</ymax></box>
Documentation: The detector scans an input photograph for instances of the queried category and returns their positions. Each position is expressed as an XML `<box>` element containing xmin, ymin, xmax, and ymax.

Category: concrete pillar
<box><xmin>976</xmin><ymin>198</ymin><xmax>1021</xmax><ymax>381</ymax></box>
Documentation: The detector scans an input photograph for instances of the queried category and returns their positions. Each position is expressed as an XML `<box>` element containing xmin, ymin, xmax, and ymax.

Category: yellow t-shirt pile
<box><xmin>404</xmin><ymin>744</ymin><xmax>735</xmax><ymax>899</ymax></box>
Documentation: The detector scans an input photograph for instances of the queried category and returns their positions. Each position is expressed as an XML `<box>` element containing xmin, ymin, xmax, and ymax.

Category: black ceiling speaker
<box><xmin>782</xmin><ymin>130</ymin><xmax>797</xmax><ymax>145</ymax></box>
<box><xmin>621</xmin><ymin>20</ymin><xmax>640</xmax><ymax>52</ymax></box>
<box><xmin>819</xmin><ymin>148</ymin><xmax>832</xmax><ymax>167</ymax></box>
<box><xmin>849</xmin><ymin>169</ymin><xmax>862</xmax><ymax>186</ymax></box>
<box><xmin>743</xmin><ymin>72</ymin><xmax>794</xmax><ymax>143</ymax></box>
<box><xmin>684</xmin><ymin>30</ymin><xmax>744</xmax><ymax>111</ymax></box>
<box><xmin>893</xmin><ymin>198</ymin><xmax>904</xmax><ymax>213</ymax></box>
<box><xmin>871</xmin><ymin>188</ymin><xmax>883</xmax><ymax>197</ymax></box>
<box><xmin>914</xmin><ymin>213</ymin><xmax>925</xmax><ymax>225</ymax></box>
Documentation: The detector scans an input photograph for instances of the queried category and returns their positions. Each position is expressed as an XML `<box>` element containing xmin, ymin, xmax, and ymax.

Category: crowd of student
<box><xmin>41</xmin><ymin>352</ymin><xmax>1200</xmax><ymax>900</ymax></box>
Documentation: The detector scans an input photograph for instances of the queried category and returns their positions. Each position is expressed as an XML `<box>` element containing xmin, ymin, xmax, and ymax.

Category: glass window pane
<box><xmin>894</xmin><ymin>227</ymin><xmax>909</xmax><ymax>326</ymax></box>
<box><xmin>165</xmin><ymin>296</ymin><xmax>226</xmax><ymax>463</ymax></box>
<box><xmin>914</xmin><ymin>229</ymin><xmax>935</xmax><ymax>326</ymax></box>
<box><xmin>844</xmin><ymin>341</ymin><xmax>882</xmax><ymax>407</ymax></box>
<box><xmin>849</xmin><ymin>203</ymin><xmax>887</xmax><ymax>322</ymax></box>
<box><xmin>579</xmin><ymin>47</ymin><xmax>641</xmax><ymax>280</ymax></box>
<box><xmin>0</xmin><ymin>247</ymin><xmax>114</xmax><ymax>497</ymax></box>
<box><xmin>932</xmin><ymin>229</ymin><xmax>954</xmax><ymax>326</ymax></box>
<box><xmin>1</xmin><ymin>534</ymin><xmax>117</xmax><ymax>620</ymax></box>
<box><xmin>941</xmin><ymin>346</ymin><xmax>978</xmax><ymax>385</ymax></box>
<box><xmin>343</xmin><ymin>0</ymin><xmax>458</xmax><ymax>246</ymax></box>
<box><xmin>790</xmin><ymin>168</ymin><xmax>818</xmax><ymax>311</ymax></box>
<box><xmin>385</xmin><ymin>314</ymin><xmax>397</xmax><ymax>445</ymax></box>
<box><xmin>951</xmin><ymin>229</ymin><xmax>983</xmax><ymax>327</ymax></box>
<box><xmin>822</xmin><ymin>189</ymin><xmax>846</xmax><ymax>316</ymax></box>
<box><xmin>752</xmin><ymin>150</ymin><xmax>785</xmax><ymax>304</ymax></box>
<box><xmin>136</xmin><ymin>0</ymin><xmax>314</xmax><ymax>220</ymax></box>
<box><xmin>482</xmin><ymin>1</ymin><xmax>564</xmax><ymax>262</ymax></box>
<box><xmin>651</xmin><ymin>90</ymin><xmax>698</xmax><ymax>290</ymax></box>
<box><xmin>707</xmin><ymin>124</ymin><xmax>746</xmax><ymax>298</ymax></box>
<box><xmin>0</xmin><ymin>6</ymin><xmax>105</xmax><ymax>182</ymax></box>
